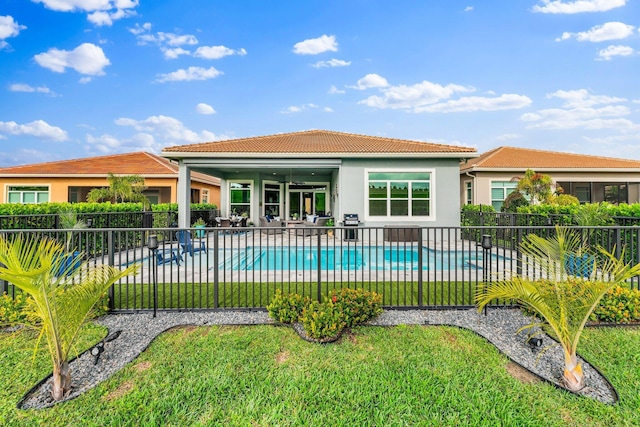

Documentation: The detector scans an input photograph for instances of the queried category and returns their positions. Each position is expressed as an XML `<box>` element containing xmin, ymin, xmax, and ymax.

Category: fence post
<box><xmin>614</xmin><ymin>227</ymin><xmax>621</xmax><ymax>259</ymax></box>
<box><xmin>107</xmin><ymin>230</ymin><xmax>115</xmax><ymax>310</ymax></box>
<box><xmin>317</xmin><ymin>232</ymin><xmax>322</xmax><ymax>303</ymax></box>
<box><xmin>213</xmin><ymin>229</ymin><xmax>219</xmax><ymax>308</ymax></box>
<box><xmin>417</xmin><ymin>227</ymin><xmax>423</xmax><ymax>307</ymax></box>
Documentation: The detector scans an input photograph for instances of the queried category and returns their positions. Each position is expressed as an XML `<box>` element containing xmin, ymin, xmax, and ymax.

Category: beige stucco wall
<box><xmin>461</xmin><ymin>171</ymin><xmax>640</xmax><ymax>206</ymax></box>
<box><xmin>0</xmin><ymin>176</ymin><xmax>220</xmax><ymax>205</ymax></box>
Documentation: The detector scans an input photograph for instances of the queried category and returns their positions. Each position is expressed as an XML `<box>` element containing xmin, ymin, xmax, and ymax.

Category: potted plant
<box><xmin>326</xmin><ymin>217</ymin><xmax>335</xmax><ymax>237</ymax></box>
<box><xmin>565</xmin><ymin>203</ymin><xmax>611</xmax><ymax>277</ymax></box>
<box><xmin>192</xmin><ymin>217</ymin><xmax>207</xmax><ymax>238</ymax></box>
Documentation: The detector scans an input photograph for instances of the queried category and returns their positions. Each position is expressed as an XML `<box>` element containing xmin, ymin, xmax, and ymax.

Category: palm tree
<box><xmin>476</xmin><ymin>226</ymin><xmax>640</xmax><ymax>391</ymax></box>
<box><xmin>0</xmin><ymin>235</ymin><xmax>137</xmax><ymax>400</ymax></box>
<box><xmin>87</xmin><ymin>173</ymin><xmax>150</xmax><ymax>207</ymax></box>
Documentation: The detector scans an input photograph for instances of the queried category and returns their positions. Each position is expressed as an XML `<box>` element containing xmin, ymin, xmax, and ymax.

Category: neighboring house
<box><xmin>161</xmin><ymin>129</ymin><xmax>477</xmax><ymax>228</ymax></box>
<box><xmin>460</xmin><ymin>146</ymin><xmax>640</xmax><ymax>210</ymax></box>
<box><xmin>0</xmin><ymin>151</ymin><xmax>220</xmax><ymax>205</ymax></box>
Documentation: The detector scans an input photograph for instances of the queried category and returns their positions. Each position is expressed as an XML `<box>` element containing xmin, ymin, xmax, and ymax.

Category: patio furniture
<box><xmin>259</xmin><ymin>216</ymin><xmax>283</xmax><ymax>234</ymax></box>
<box><xmin>177</xmin><ymin>230</ymin><xmax>207</xmax><ymax>256</ymax></box>
<box><xmin>295</xmin><ymin>216</ymin><xmax>331</xmax><ymax>237</ymax></box>
<box><xmin>156</xmin><ymin>248</ymin><xmax>182</xmax><ymax>265</ymax></box>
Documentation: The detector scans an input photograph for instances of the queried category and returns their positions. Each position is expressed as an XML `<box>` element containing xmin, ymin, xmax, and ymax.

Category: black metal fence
<box><xmin>0</xmin><ymin>208</ymin><xmax>220</xmax><ymax>230</ymax></box>
<box><xmin>1</xmin><ymin>224</ymin><xmax>638</xmax><ymax>313</ymax></box>
<box><xmin>461</xmin><ymin>210</ymin><xmax>640</xmax><ymax>228</ymax></box>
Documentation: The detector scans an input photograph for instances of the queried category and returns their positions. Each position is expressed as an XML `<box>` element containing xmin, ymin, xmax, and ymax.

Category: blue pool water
<box><xmin>221</xmin><ymin>246</ymin><xmax>499</xmax><ymax>271</ymax></box>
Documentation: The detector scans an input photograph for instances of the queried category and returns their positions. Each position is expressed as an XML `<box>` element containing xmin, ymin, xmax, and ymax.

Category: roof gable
<box><xmin>162</xmin><ymin>129</ymin><xmax>477</xmax><ymax>156</ymax></box>
<box><xmin>460</xmin><ymin>146</ymin><xmax>640</xmax><ymax>171</ymax></box>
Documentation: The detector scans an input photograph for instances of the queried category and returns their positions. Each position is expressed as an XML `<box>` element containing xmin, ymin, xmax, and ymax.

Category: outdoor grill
<box><xmin>343</xmin><ymin>213</ymin><xmax>360</xmax><ymax>241</ymax></box>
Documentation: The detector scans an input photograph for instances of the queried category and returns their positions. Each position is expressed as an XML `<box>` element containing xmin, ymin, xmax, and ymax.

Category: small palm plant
<box><xmin>0</xmin><ymin>234</ymin><xmax>137</xmax><ymax>401</ymax></box>
<box><xmin>476</xmin><ymin>226</ymin><xmax>640</xmax><ymax>391</ymax></box>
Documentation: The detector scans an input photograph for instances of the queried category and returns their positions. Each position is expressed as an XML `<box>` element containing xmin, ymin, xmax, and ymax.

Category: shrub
<box><xmin>266</xmin><ymin>289</ymin><xmax>310</xmax><ymax>323</ymax></box>
<box><xmin>329</xmin><ymin>288</ymin><xmax>383</xmax><ymax>328</ymax></box>
<box><xmin>591</xmin><ymin>285</ymin><xmax>640</xmax><ymax>324</ymax></box>
<box><xmin>501</xmin><ymin>191</ymin><xmax>529</xmax><ymax>213</ymax></box>
<box><xmin>299</xmin><ymin>300</ymin><xmax>346</xmax><ymax>340</ymax></box>
<box><xmin>0</xmin><ymin>292</ymin><xmax>36</xmax><ymax>327</ymax></box>
<box><xmin>267</xmin><ymin>288</ymin><xmax>384</xmax><ymax>340</ymax></box>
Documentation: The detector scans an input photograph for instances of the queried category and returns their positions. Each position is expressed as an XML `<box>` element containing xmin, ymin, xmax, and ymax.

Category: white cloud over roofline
<box><xmin>548</xmin><ymin>89</ymin><xmax>626</xmax><ymax>107</ymax></box>
<box><xmin>34</xmin><ymin>43</ymin><xmax>111</xmax><ymax>75</ymax></box>
<box><xmin>556</xmin><ymin>22</ymin><xmax>634</xmax><ymax>42</ymax></box>
<box><xmin>293</xmin><ymin>34</ymin><xmax>338</xmax><ymax>55</ymax></box>
<box><xmin>532</xmin><ymin>0</ymin><xmax>626</xmax><ymax>14</ymax></box>
<box><xmin>0</xmin><ymin>119</ymin><xmax>68</xmax><ymax>141</ymax></box>
<box><xmin>415</xmin><ymin>94</ymin><xmax>532</xmax><ymax>113</ymax></box>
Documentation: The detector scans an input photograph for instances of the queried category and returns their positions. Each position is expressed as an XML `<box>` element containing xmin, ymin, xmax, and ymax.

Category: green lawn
<box><xmin>1</xmin><ymin>321</ymin><xmax>639</xmax><ymax>426</ymax></box>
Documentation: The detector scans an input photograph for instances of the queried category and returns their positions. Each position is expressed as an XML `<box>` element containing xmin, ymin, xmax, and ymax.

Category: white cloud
<box><xmin>33</xmin><ymin>0</ymin><xmax>138</xmax><ymax>25</ymax></box>
<box><xmin>9</xmin><ymin>83</ymin><xmax>51</xmax><ymax>94</ymax></box>
<box><xmin>87</xmin><ymin>7</ymin><xmax>137</xmax><ymax>26</ymax></box>
<box><xmin>415</xmin><ymin>94</ymin><xmax>532</xmax><ymax>113</ymax></box>
<box><xmin>34</xmin><ymin>43</ymin><xmax>111</xmax><ymax>75</ymax></box>
<box><xmin>496</xmin><ymin>133</ymin><xmax>522</xmax><ymax>141</ymax></box>
<box><xmin>548</xmin><ymin>89</ymin><xmax>626</xmax><ymax>107</ymax></box>
<box><xmin>532</xmin><ymin>0</ymin><xmax>626</xmax><ymax>14</ymax></box>
<box><xmin>137</xmin><ymin>31</ymin><xmax>198</xmax><ymax>47</ymax></box>
<box><xmin>196</xmin><ymin>103</ymin><xmax>216</xmax><ymax>114</ymax></box>
<box><xmin>464</xmin><ymin>6</ymin><xmax>474</xmax><ymax>12</ymax></box>
<box><xmin>162</xmin><ymin>47</ymin><xmax>191</xmax><ymax>59</ymax></box>
<box><xmin>129</xmin><ymin>22</ymin><xmax>151</xmax><ymax>35</ymax></box>
<box><xmin>359</xmin><ymin>79</ymin><xmax>472</xmax><ymax>110</ymax></box>
<box><xmin>194</xmin><ymin>45</ymin><xmax>247</xmax><ymax>59</ymax></box>
<box><xmin>0</xmin><ymin>15</ymin><xmax>26</xmax><ymax>49</ymax></box>
<box><xmin>556</xmin><ymin>22</ymin><xmax>634</xmax><ymax>42</ymax></box>
<box><xmin>597</xmin><ymin>44</ymin><xmax>634</xmax><ymax>60</ymax></box>
<box><xmin>281</xmin><ymin>104</ymin><xmax>319</xmax><ymax>114</ymax></box>
<box><xmin>115</xmin><ymin>114</ymin><xmax>226</xmax><ymax>146</ymax></box>
<box><xmin>155</xmin><ymin>66</ymin><xmax>223</xmax><ymax>83</ymax></box>
<box><xmin>328</xmin><ymin>85</ymin><xmax>345</xmax><ymax>94</ymax></box>
<box><xmin>312</xmin><ymin>58</ymin><xmax>351</xmax><ymax>68</ymax></box>
<box><xmin>324</xmin><ymin>107</ymin><xmax>334</xmax><ymax>112</ymax></box>
<box><xmin>0</xmin><ymin>119</ymin><xmax>68</xmax><ymax>141</ymax></box>
<box><xmin>521</xmin><ymin>105</ymin><xmax>636</xmax><ymax>129</ymax></box>
<box><xmin>351</xmin><ymin>73</ymin><xmax>389</xmax><ymax>90</ymax></box>
<box><xmin>293</xmin><ymin>34</ymin><xmax>338</xmax><ymax>55</ymax></box>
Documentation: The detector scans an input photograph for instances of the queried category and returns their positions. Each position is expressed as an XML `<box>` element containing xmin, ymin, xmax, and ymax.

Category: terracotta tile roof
<box><xmin>0</xmin><ymin>151</ymin><xmax>219</xmax><ymax>184</ymax></box>
<box><xmin>460</xmin><ymin>146</ymin><xmax>640</xmax><ymax>172</ymax></box>
<box><xmin>163</xmin><ymin>129</ymin><xmax>477</xmax><ymax>155</ymax></box>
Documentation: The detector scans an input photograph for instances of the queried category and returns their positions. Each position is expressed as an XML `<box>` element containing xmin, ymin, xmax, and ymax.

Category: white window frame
<box><xmin>490</xmin><ymin>181</ymin><xmax>519</xmax><ymax>211</ymax></box>
<box><xmin>364</xmin><ymin>169</ymin><xmax>435</xmax><ymax>222</ymax></box>
<box><xmin>228</xmin><ymin>180</ymin><xmax>253</xmax><ymax>216</ymax></box>
<box><xmin>6</xmin><ymin>185</ymin><xmax>50</xmax><ymax>204</ymax></box>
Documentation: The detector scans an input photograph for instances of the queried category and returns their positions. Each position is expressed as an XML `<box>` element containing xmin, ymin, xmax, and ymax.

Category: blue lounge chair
<box><xmin>156</xmin><ymin>248</ymin><xmax>182</xmax><ymax>265</ymax></box>
<box><xmin>177</xmin><ymin>230</ymin><xmax>208</xmax><ymax>256</ymax></box>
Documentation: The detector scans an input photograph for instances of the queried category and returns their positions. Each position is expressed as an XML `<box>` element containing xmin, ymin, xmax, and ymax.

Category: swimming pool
<box><xmin>220</xmin><ymin>246</ymin><xmax>499</xmax><ymax>271</ymax></box>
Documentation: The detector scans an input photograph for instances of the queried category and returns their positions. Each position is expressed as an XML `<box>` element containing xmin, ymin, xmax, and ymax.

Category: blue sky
<box><xmin>1</xmin><ymin>0</ymin><xmax>639</xmax><ymax>167</ymax></box>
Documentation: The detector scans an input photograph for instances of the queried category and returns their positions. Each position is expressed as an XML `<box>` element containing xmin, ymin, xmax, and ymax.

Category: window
<box><xmin>490</xmin><ymin>181</ymin><xmax>518</xmax><ymax>211</ymax></box>
<box><xmin>229</xmin><ymin>182</ymin><xmax>251</xmax><ymax>216</ymax></box>
<box><xmin>367</xmin><ymin>172</ymin><xmax>431</xmax><ymax>218</ymax></box>
<box><xmin>466</xmin><ymin>182</ymin><xmax>473</xmax><ymax>205</ymax></box>
<box><xmin>202</xmin><ymin>189</ymin><xmax>209</xmax><ymax>204</ymax></box>
<box><xmin>7</xmin><ymin>186</ymin><xmax>49</xmax><ymax>204</ymax></box>
<box><xmin>263</xmin><ymin>183</ymin><xmax>281</xmax><ymax>217</ymax></box>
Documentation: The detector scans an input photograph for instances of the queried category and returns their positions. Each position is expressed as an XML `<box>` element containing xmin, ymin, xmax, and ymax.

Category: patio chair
<box><xmin>295</xmin><ymin>217</ymin><xmax>330</xmax><ymax>237</ymax></box>
<box><xmin>259</xmin><ymin>216</ymin><xmax>283</xmax><ymax>234</ymax></box>
<box><xmin>177</xmin><ymin>230</ymin><xmax>207</xmax><ymax>256</ymax></box>
<box><xmin>156</xmin><ymin>248</ymin><xmax>182</xmax><ymax>265</ymax></box>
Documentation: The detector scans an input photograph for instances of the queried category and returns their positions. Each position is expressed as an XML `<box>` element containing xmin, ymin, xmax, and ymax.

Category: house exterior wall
<box><xmin>461</xmin><ymin>171</ymin><xmax>640</xmax><ymax>207</ymax></box>
<box><xmin>0</xmin><ymin>176</ymin><xmax>220</xmax><ymax>205</ymax></box>
<box><xmin>341</xmin><ymin>158</ymin><xmax>461</xmax><ymax>227</ymax></box>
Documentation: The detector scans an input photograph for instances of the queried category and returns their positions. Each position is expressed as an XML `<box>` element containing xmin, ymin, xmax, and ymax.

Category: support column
<box><xmin>178</xmin><ymin>161</ymin><xmax>191</xmax><ymax>228</ymax></box>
